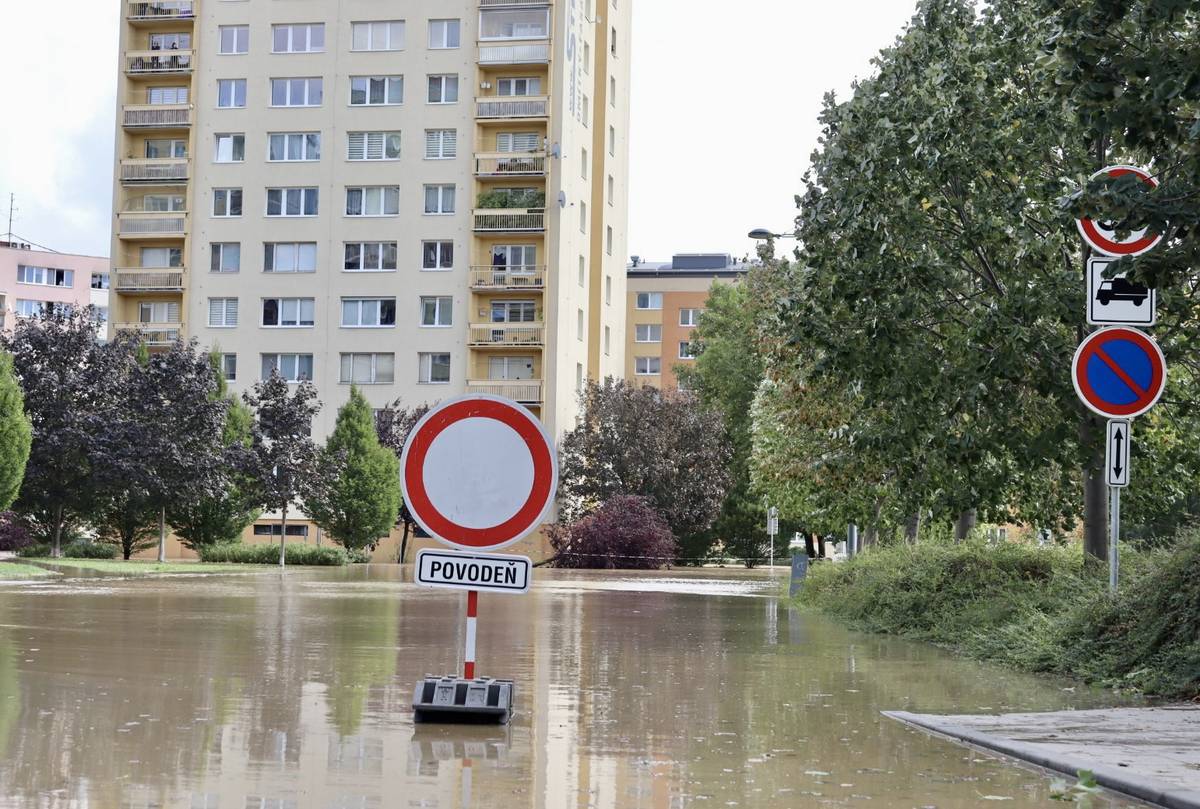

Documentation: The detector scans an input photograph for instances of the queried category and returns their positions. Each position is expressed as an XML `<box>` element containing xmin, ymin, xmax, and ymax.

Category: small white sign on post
<box><xmin>1106</xmin><ymin>419</ymin><xmax>1131</xmax><ymax>488</ymax></box>
<box><xmin>1088</xmin><ymin>257</ymin><xmax>1157</xmax><ymax>326</ymax></box>
<box><xmin>416</xmin><ymin>548</ymin><xmax>532</xmax><ymax>594</ymax></box>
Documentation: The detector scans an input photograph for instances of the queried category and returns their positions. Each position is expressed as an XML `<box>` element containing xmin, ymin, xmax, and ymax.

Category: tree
<box><xmin>167</xmin><ymin>352</ymin><xmax>260</xmax><ymax>551</ymax></box>
<box><xmin>559</xmin><ymin>378</ymin><xmax>732</xmax><ymax>544</ymax></box>
<box><xmin>549</xmin><ymin>495</ymin><xmax>677</xmax><ymax>569</ymax></box>
<box><xmin>0</xmin><ymin>351</ymin><xmax>31</xmax><ymax>511</ymax></box>
<box><xmin>308</xmin><ymin>386</ymin><xmax>400</xmax><ymax>551</ymax></box>
<box><xmin>375</xmin><ymin>398</ymin><xmax>432</xmax><ymax>563</ymax></box>
<box><xmin>244</xmin><ymin>373</ymin><xmax>323</xmax><ymax>567</ymax></box>
<box><xmin>1</xmin><ymin>306</ymin><xmax>123</xmax><ymax>557</ymax></box>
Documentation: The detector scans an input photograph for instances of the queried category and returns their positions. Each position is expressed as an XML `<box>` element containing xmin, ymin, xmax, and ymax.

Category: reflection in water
<box><xmin>0</xmin><ymin>568</ymin><xmax>1148</xmax><ymax>808</ymax></box>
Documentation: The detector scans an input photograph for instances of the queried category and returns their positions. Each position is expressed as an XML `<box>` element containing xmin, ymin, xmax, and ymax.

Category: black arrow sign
<box><xmin>1112</xmin><ymin>427</ymin><xmax>1125</xmax><ymax>478</ymax></box>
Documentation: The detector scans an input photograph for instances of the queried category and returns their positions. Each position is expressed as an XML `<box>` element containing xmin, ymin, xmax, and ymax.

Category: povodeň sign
<box><xmin>400</xmin><ymin>394</ymin><xmax>558</xmax><ymax>552</ymax></box>
<box><xmin>1072</xmin><ymin>327</ymin><xmax>1166</xmax><ymax>419</ymax></box>
<box><xmin>1076</xmin><ymin>165</ymin><xmax>1163</xmax><ymax>258</ymax></box>
<box><xmin>416</xmin><ymin>549</ymin><xmax>531</xmax><ymax>595</ymax></box>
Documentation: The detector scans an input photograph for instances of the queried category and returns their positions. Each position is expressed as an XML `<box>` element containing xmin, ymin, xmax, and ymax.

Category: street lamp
<box><xmin>747</xmin><ymin>228</ymin><xmax>797</xmax><ymax>240</ymax></box>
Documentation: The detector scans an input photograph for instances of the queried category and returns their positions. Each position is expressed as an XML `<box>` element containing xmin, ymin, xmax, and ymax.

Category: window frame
<box><xmin>263</xmin><ymin>242</ymin><xmax>317</xmax><ymax>274</ymax></box>
<box><xmin>261</xmin><ymin>297</ymin><xmax>316</xmax><ymax>328</ymax></box>
<box><xmin>210</xmin><ymin>242</ymin><xmax>241</xmax><ymax>273</ymax></box>
<box><xmin>635</xmin><ymin>292</ymin><xmax>663</xmax><ymax>310</ymax></box>
<box><xmin>267</xmin><ymin>132</ymin><xmax>321</xmax><ymax>162</ymax></box>
<box><xmin>427</xmin><ymin>74</ymin><xmax>459</xmax><ymax>104</ymax></box>
<box><xmin>635</xmin><ymin>356</ymin><xmax>662</xmax><ymax>376</ymax></box>
<box><xmin>418</xmin><ymin>352</ymin><xmax>452</xmax><ymax>384</ymax></box>
<box><xmin>349</xmin><ymin>75</ymin><xmax>404</xmax><ymax>106</ymax></box>
<box><xmin>347</xmin><ymin>131</ymin><xmax>401</xmax><ymax>161</ymax></box>
<box><xmin>423</xmin><ymin>184</ymin><xmax>456</xmax><ymax>215</ymax></box>
<box><xmin>271</xmin><ymin>23</ymin><xmax>325</xmax><ymax>54</ymax></box>
<box><xmin>634</xmin><ymin>323</ymin><xmax>662</xmax><ymax>343</ymax></box>
<box><xmin>419</xmin><ymin>296</ymin><xmax>454</xmax><ymax>328</ymax></box>
<box><xmin>345</xmin><ymin>186</ymin><xmax>401</xmax><ymax>217</ymax></box>
<box><xmin>207</xmin><ymin>297</ymin><xmax>239</xmax><ymax>328</ymax></box>
<box><xmin>216</xmin><ymin>78</ymin><xmax>247</xmax><ymax>109</ymax></box>
<box><xmin>213</xmin><ymin>132</ymin><xmax>245</xmax><ymax>163</ymax></box>
<box><xmin>341</xmin><ymin>297</ymin><xmax>397</xmax><ymax>328</ymax></box>
<box><xmin>344</xmin><ymin>242</ymin><xmax>398</xmax><ymax>272</ymax></box>
<box><xmin>428</xmin><ymin>19</ymin><xmax>461</xmax><ymax>49</ymax></box>
<box><xmin>265</xmin><ymin>187</ymin><xmax>319</xmax><ymax>217</ymax></box>
<box><xmin>422</xmin><ymin>240</ymin><xmax>454</xmax><ymax>271</ymax></box>
<box><xmin>351</xmin><ymin>20</ymin><xmax>405</xmax><ymax>52</ymax></box>
<box><xmin>212</xmin><ymin>187</ymin><xmax>243</xmax><ymax>218</ymax></box>
<box><xmin>339</xmin><ymin>352</ymin><xmax>396</xmax><ymax>385</ymax></box>
<box><xmin>217</xmin><ymin>25</ymin><xmax>248</xmax><ymax>55</ymax></box>
<box><xmin>261</xmin><ymin>353</ymin><xmax>314</xmax><ymax>382</ymax></box>
<box><xmin>269</xmin><ymin>77</ymin><xmax>323</xmax><ymax>108</ymax></box>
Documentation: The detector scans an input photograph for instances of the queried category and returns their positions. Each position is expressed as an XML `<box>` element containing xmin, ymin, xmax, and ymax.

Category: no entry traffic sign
<box><xmin>1076</xmin><ymin>165</ymin><xmax>1162</xmax><ymax>258</ymax></box>
<box><xmin>401</xmin><ymin>394</ymin><xmax>558</xmax><ymax>551</ymax></box>
<box><xmin>1072</xmin><ymin>327</ymin><xmax>1166</xmax><ymax>419</ymax></box>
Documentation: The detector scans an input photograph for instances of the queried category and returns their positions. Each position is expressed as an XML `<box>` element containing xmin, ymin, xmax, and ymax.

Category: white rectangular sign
<box><xmin>1106</xmin><ymin>419</ymin><xmax>1131</xmax><ymax>488</ymax></box>
<box><xmin>1088</xmin><ymin>257</ymin><xmax>1157</xmax><ymax>326</ymax></box>
<box><xmin>415</xmin><ymin>549</ymin><xmax>532</xmax><ymax>594</ymax></box>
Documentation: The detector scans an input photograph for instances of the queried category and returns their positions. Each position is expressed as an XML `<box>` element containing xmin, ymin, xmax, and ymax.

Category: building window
<box><xmin>635</xmin><ymin>292</ymin><xmax>663</xmax><ymax>310</ymax></box>
<box><xmin>352</xmin><ymin>20</ymin><xmax>405</xmax><ymax>51</ymax></box>
<box><xmin>680</xmin><ymin>308</ymin><xmax>701</xmax><ymax>327</ymax></box>
<box><xmin>607</xmin><ymin>175</ymin><xmax>614</xmax><ymax>205</ymax></box>
<box><xmin>139</xmin><ymin>193</ymin><xmax>184</xmax><ymax>212</ymax></box>
<box><xmin>348</xmin><ymin>131</ymin><xmax>401</xmax><ymax>160</ymax></box>
<box><xmin>217</xmin><ymin>79</ymin><xmax>246</xmax><ymax>108</ymax></box>
<box><xmin>491</xmin><ymin>300</ymin><xmax>537</xmax><ymax>323</ymax></box>
<box><xmin>261</xmin><ymin>353</ymin><xmax>313</xmax><ymax>382</ymax></box>
<box><xmin>272</xmin><ymin>23</ymin><xmax>325</xmax><ymax>54</ymax></box>
<box><xmin>13</xmin><ymin>299</ymin><xmax>42</xmax><ymax>318</ymax></box>
<box><xmin>208</xmin><ymin>297</ymin><xmax>238</xmax><ymax>328</ymax></box>
<box><xmin>218</xmin><ymin>25</ymin><xmax>248</xmax><ymax>55</ymax></box>
<box><xmin>16</xmin><ymin>266</ymin><xmax>73</xmax><ymax>288</ymax></box>
<box><xmin>425</xmin><ymin>129</ymin><xmax>457</xmax><ymax>159</ymax></box>
<box><xmin>635</xmin><ymin>324</ymin><xmax>662</xmax><ymax>343</ymax></box>
<box><xmin>496</xmin><ymin>132</ymin><xmax>540</xmax><ymax>153</ymax></box>
<box><xmin>576</xmin><ymin>363</ymin><xmax>584</xmax><ymax>392</ymax></box>
<box><xmin>346</xmin><ymin>186</ymin><xmax>400</xmax><ymax>217</ymax></box>
<box><xmin>584</xmin><ymin>41</ymin><xmax>591</xmax><ymax>73</ymax></box>
<box><xmin>220</xmin><ymin>353</ymin><xmax>237</xmax><ymax>381</ymax></box>
<box><xmin>350</xmin><ymin>75</ymin><xmax>403</xmax><ymax>105</ymax></box>
<box><xmin>578</xmin><ymin>256</ymin><xmax>585</xmax><ymax>287</ymax></box>
<box><xmin>635</xmin><ymin>357</ymin><xmax>661</xmax><ymax>375</ymax></box>
<box><xmin>268</xmin><ymin>132</ymin><xmax>320</xmax><ymax>161</ymax></box>
<box><xmin>479</xmin><ymin>9</ymin><xmax>550</xmax><ymax>41</ymax></box>
<box><xmin>91</xmin><ymin>272</ymin><xmax>109</xmax><ymax>290</ymax></box>
<box><xmin>142</xmin><ymin>246</ymin><xmax>182</xmax><ymax>268</ymax></box>
<box><xmin>345</xmin><ymin>242</ymin><xmax>398</xmax><ymax>272</ymax></box>
<box><xmin>605</xmin><ymin>276</ymin><xmax>612</xmax><ymax>305</ymax></box>
<box><xmin>341</xmin><ymin>298</ymin><xmax>396</xmax><ymax>327</ymax></box>
<box><xmin>266</xmin><ymin>187</ymin><xmax>318</xmax><ymax>217</ymax></box>
<box><xmin>423</xmin><ymin>184</ymin><xmax>456</xmax><ymax>214</ymax></box>
<box><xmin>262</xmin><ymin>298</ymin><xmax>316</xmax><ymax>327</ymax></box>
<box><xmin>611</xmin><ymin>27</ymin><xmax>617</xmax><ymax>57</ymax></box>
<box><xmin>498</xmin><ymin>77</ymin><xmax>541</xmax><ymax>96</ymax></box>
<box><xmin>212</xmin><ymin>188</ymin><xmax>242</xmax><ymax>217</ymax></box>
<box><xmin>427</xmin><ymin>74</ymin><xmax>459</xmax><ymax>104</ymax></box>
<box><xmin>577</xmin><ymin>308</ymin><xmax>584</xmax><ymax>341</ymax></box>
<box><xmin>418</xmin><ymin>352</ymin><xmax>451</xmax><ymax>384</ymax></box>
<box><xmin>420</xmin><ymin>296</ymin><xmax>453</xmax><ymax>327</ymax></box>
<box><xmin>606</xmin><ymin>226</ymin><xmax>613</xmax><ymax>255</ymax></box>
<box><xmin>610</xmin><ymin>76</ymin><xmax>616</xmax><ymax>105</ymax></box>
<box><xmin>210</xmin><ymin>243</ymin><xmax>240</xmax><ymax>273</ymax></box>
<box><xmin>609</xmin><ymin>125</ymin><xmax>616</xmax><ymax>155</ymax></box>
<box><xmin>340</xmin><ymin>353</ymin><xmax>395</xmax><ymax>384</ymax></box>
<box><xmin>145</xmin><ymin>138</ymin><xmax>186</xmax><ymax>159</ymax></box>
<box><xmin>264</xmin><ymin>243</ymin><xmax>317</xmax><ymax>273</ymax></box>
<box><xmin>429</xmin><ymin>19</ymin><xmax>461</xmax><ymax>49</ymax></box>
<box><xmin>581</xmin><ymin>147</ymin><xmax>588</xmax><ymax>179</ymax></box>
<box><xmin>580</xmin><ymin>201</ymin><xmax>587</xmax><ymax>233</ymax></box>
<box><xmin>253</xmin><ymin>523</ymin><xmax>309</xmax><ymax>537</ymax></box>
<box><xmin>270</xmin><ymin>77</ymin><xmax>323</xmax><ymax>107</ymax></box>
<box><xmin>604</xmin><ymin>326</ymin><xmax>611</xmax><ymax>356</ymax></box>
<box><xmin>679</xmin><ymin>341</ymin><xmax>696</xmax><ymax>360</ymax></box>
<box><xmin>138</xmin><ymin>301</ymin><xmax>179</xmax><ymax>323</ymax></box>
<box><xmin>423</xmin><ymin>241</ymin><xmax>454</xmax><ymax>270</ymax></box>
<box><xmin>214</xmin><ymin>133</ymin><xmax>245</xmax><ymax>162</ymax></box>
<box><xmin>148</xmin><ymin>86</ymin><xmax>188</xmax><ymax>105</ymax></box>
<box><xmin>492</xmin><ymin>244</ymin><xmax>536</xmax><ymax>271</ymax></box>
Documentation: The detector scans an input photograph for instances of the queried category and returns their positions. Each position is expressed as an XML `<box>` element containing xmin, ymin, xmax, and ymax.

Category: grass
<box><xmin>23</xmin><ymin>558</ymin><xmax>273</xmax><ymax>575</ymax></box>
<box><xmin>0</xmin><ymin>561</ymin><xmax>59</xmax><ymax>580</ymax></box>
<box><xmin>797</xmin><ymin>533</ymin><xmax>1200</xmax><ymax>699</ymax></box>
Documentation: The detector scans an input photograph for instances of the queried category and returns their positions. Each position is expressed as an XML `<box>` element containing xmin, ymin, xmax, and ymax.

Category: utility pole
<box><xmin>5</xmin><ymin>193</ymin><xmax>14</xmax><ymax>243</ymax></box>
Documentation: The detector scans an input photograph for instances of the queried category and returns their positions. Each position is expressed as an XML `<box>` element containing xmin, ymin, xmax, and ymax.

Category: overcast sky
<box><xmin>0</xmin><ymin>1</ymin><xmax>918</xmax><ymax>261</ymax></box>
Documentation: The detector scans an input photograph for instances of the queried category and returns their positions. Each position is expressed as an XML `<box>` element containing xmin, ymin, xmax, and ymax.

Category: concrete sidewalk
<box><xmin>885</xmin><ymin>707</ymin><xmax>1200</xmax><ymax>809</ymax></box>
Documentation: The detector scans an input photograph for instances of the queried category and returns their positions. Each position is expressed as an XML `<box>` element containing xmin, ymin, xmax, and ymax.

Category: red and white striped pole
<box><xmin>464</xmin><ymin>589</ymin><xmax>478</xmax><ymax>679</ymax></box>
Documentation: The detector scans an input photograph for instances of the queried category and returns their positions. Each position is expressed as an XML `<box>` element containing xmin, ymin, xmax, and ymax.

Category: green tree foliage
<box><xmin>308</xmin><ymin>386</ymin><xmax>400</xmax><ymax>551</ymax></box>
<box><xmin>374</xmin><ymin>398</ymin><xmax>432</xmax><ymax>562</ymax></box>
<box><xmin>0</xmin><ymin>351</ymin><xmax>31</xmax><ymax>511</ymax></box>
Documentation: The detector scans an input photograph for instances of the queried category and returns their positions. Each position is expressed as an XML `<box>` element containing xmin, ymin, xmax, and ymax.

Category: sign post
<box><xmin>401</xmin><ymin>394</ymin><xmax>558</xmax><ymax>723</ymax></box>
<box><xmin>766</xmin><ymin>506</ymin><xmax>779</xmax><ymax>568</ymax></box>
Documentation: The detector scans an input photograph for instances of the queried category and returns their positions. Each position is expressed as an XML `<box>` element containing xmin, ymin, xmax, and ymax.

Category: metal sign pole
<box><xmin>1109</xmin><ymin>487</ymin><xmax>1120</xmax><ymax>594</ymax></box>
<box><xmin>464</xmin><ymin>590</ymin><xmax>478</xmax><ymax>679</ymax></box>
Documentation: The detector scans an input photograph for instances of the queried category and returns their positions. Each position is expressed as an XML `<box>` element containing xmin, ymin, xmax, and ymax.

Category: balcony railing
<box><xmin>114</xmin><ymin>269</ymin><xmax>185</xmax><ymax>292</ymax></box>
<box><xmin>114</xmin><ymin>322</ymin><xmax>182</xmax><ymax>346</ymax></box>
<box><xmin>480</xmin><ymin>0</ymin><xmax>550</xmax><ymax>6</ymax></box>
<box><xmin>122</xmin><ymin>104</ymin><xmax>191</xmax><ymax>128</ymax></box>
<box><xmin>467</xmin><ymin>379</ymin><xmax>543</xmax><ymax>404</ymax></box>
<box><xmin>468</xmin><ymin>324</ymin><xmax>545</xmax><ymax>347</ymax></box>
<box><xmin>125</xmin><ymin>50</ymin><xmax>193</xmax><ymax>75</ymax></box>
<box><xmin>473</xmin><ymin>208</ymin><xmax>545</xmax><ymax>232</ymax></box>
<box><xmin>478</xmin><ymin>43</ymin><xmax>551</xmax><ymax>65</ymax></box>
<box><xmin>470</xmin><ymin>266</ymin><xmax>546</xmax><ymax>290</ymax></box>
<box><xmin>117</xmin><ymin>212</ymin><xmax>186</xmax><ymax>237</ymax></box>
<box><xmin>121</xmin><ymin>158</ymin><xmax>189</xmax><ymax>183</ymax></box>
<box><xmin>476</xmin><ymin>96</ymin><xmax>548</xmax><ymax>119</ymax></box>
<box><xmin>475</xmin><ymin>152</ymin><xmax>547</xmax><ymax>177</ymax></box>
<box><xmin>127</xmin><ymin>1</ymin><xmax>194</xmax><ymax>21</ymax></box>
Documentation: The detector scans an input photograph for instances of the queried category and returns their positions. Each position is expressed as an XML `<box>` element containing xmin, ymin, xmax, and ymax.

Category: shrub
<box><xmin>0</xmin><ymin>512</ymin><xmax>33</xmax><ymax>552</ymax></box>
<box><xmin>550</xmin><ymin>495</ymin><xmax>678</xmax><ymax>569</ymax></box>
<box><xmin>62</xmin><ymin>540</ymin><xmax>118</xmax><ymax>559</ymax></box>
<box><xmin>16</xmin><ymin>544</ymin><xmax>50</xmax><ymax>558</ymax></box>
<box><xmin>347</xmin><ymin>547</ymin><xmax>372</xmax><ymax>564</ymax></box>
<box><xmin>198</xmin><ymin>542</ymin><xmax>349</xmax><ymax>566</ymax></box>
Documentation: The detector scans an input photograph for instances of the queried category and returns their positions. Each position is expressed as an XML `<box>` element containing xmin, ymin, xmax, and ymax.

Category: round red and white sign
<box><xmin>1076</xmin><ymin>165</ymin><xmax>1162</xmax><ymax>258</ymax></box>
<box><xmin>400</xmin><ymin>395</ymin><xmax>558</xmax><ymax>551</ymax></box>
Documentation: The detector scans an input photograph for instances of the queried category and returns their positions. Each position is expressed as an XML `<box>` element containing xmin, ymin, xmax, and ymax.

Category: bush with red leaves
<box><xmin>0</xmin><ymin>512</ymin><xmax>32</xmax><ymax>552</ymax></box>
<box><xmin>549</xmin><ymin>495</ymin><xmax>678</xmax><ymax>569</ymax></box>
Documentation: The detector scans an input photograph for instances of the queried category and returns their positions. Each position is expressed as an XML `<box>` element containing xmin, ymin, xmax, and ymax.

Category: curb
<box><xmin>883</xmin><ymin>711</ymin><xmax>1200</xmax><ymax>809</ymax></box>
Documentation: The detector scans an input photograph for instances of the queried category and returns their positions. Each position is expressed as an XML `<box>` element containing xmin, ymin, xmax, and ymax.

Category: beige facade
<box><xmin>110</xmin><ymin>0</ymin><xmax>631</xmax><ymax>443</ymax></box>
<box><xmin>625</xmin><ymin>254</ymin><xmax>746</xmax><ymax>390</ymax></box>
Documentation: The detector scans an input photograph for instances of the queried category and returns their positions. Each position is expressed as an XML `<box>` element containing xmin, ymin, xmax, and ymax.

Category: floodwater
<box><xmin>0</xmin><ymin>566</ymin><xmax>1149</xmax><ymax>808</ymax></box>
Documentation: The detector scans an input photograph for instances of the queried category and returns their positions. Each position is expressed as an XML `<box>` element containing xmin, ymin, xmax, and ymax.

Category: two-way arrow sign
<box><xmin>1106</xmin><ymin>419</ymin><xmax>1131</xmax><ymax>488</ymax></box>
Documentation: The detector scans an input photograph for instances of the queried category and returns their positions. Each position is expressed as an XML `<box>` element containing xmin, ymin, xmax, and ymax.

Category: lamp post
<box><xmin>747</xmin><ymin>228</ymin><xmax>797</xmax><ymax>261</ymax></box>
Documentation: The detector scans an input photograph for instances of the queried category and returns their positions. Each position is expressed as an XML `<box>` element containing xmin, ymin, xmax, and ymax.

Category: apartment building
<box><xmin>0</xmin><ymin>241</ymin><xmax>110</xmax><ymax>338</ymax></box>
<box><xmin>626</xmin><ymin>253</ymin><xmax>747</xmax><ymax>390</ymax></box>
<box><xmin>109</xmin><ymin>0</ymin><xmax>631</xmax><ymax>448</ymax></box>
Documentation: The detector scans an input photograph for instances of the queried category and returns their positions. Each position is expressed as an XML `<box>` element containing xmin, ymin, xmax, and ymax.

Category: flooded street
<box><xmin>0</xmin><ymin>567</ymin><xmax>1147</xmax><ymax>808</ymax></box>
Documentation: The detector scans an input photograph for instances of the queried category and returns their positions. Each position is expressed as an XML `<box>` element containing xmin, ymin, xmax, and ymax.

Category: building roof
<box><xmin>626</xmin><ymin>253</ymin><xmax>752</xmax><ymax>278</ymax></box>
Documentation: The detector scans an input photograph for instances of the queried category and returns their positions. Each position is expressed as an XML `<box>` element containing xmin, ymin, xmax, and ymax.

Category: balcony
<box><xmin>476</xmin><ymin>96</ymin><xmax>548</xmax><ymax>119</ymax></box>
<box><xmin>125</xmin><ymin>50</ymin><xmax>193</xmax><ymax>76</ymax></box>
<box><xmin>126</xmin><ymin>1</ymin><xmax>194</xmax><ymax>22</ymax></box>
<box><xmin>478</xmin><ymin>43</ymin><xmax>550</xmax><ymax>65</ymax></box>
<box><xmin>480</xmin><ymin>0</ymin><xmax>550</xmax><ymax>6</ymax></box>
<box><xmin>122</xmin><ymin>104</ymin><xmax>191</xmax><ymax>129</ymax></box>
<box><xmin>470</xmin><ymin>266</ymin><xmax>546</xmax><ymax>290</ymax></box>
<box><xmin>113</xmin><ymin>269</ymin><xmax>185</xmax><ymax>293</ymax></box>
<box><xmin>114</xmin><ymin>322</ymin><xmax>182</xmax><ymax>346</ymax></box>
<box><xmin>475</xmin><ymin>152</ymin><xmax>547</xmax><ymax>178</ymax></box>
<box><xmin>468</xmin><ymin>324</ymin><xmax>545</xmax><ymax>347</ymax></box>
<box><xmin>117</xmin><ymin>211</ymin><xmax>186</xmax><ymax>237</ymax></box>
<box><xmin>473</xmin><ymin>209</ymin><xmax>545</xmax><ymax>232</ymax></box>
<box><xmin>121</xmin><ymin>158</ymin><xmax>189</xmax><ymax>184</ymax></box>
<box><xmin>467</xmin><ymin>379</ymin><xmax>543</xmax><ymax>405</ymax></box>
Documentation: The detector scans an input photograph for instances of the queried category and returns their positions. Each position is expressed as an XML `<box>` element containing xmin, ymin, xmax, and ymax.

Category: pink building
<box><xmin>0</xmin><ymin>241</ymin><xmax>110</xmax><ymax>336</ymax></box>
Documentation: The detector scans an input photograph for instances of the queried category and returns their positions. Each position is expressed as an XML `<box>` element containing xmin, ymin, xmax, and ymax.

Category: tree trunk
<box><xmin>954</xmin><ymin>509</ymin><xmax>977</xmax><ymax>542</ymax></box>
<box><xmin>399</xmin><ymin>521</ymin><xmax>410</xmax><ymax>564</ymax></box>
<box><xmin>279</xmin><ymin>501</ymin><xmax>288</xmax><ymax>568</ymax></box>
<box><xmin>817</xmin><ymin>534</ymin><xmax>827</xmax><ymax>559</ymax></box>
<box><xmin>123</xmin><ymin>529</ymin><xmax>133</xmax><ymax>560</ymax></box>
<box><xmin>803</xmin><ymin>533</ymin><xmax>816</xmax><ymax>559</ymax></box>
<box><xmin>52</xmin><ymin>504</ymin><xmax>64</xmax><ymax>559</ymax></box>
<box><xmin>1081</xmin><ymin>414</ymin><xmax>1108</xmax><ymax>565</ymax></box>
<box><xmin>905</xmin><ymin>510</ymin><xmax>923</xmax><ymax>544</ymax></box>
<box><xmin>157</xmin><ymin>507</ymin><xmax>167</xmax><ymax>563</ymax></box>
<box><xmin>863</xmin><ymin>497</ymin><xmax>884</xmax><ymax>547</ymax></box>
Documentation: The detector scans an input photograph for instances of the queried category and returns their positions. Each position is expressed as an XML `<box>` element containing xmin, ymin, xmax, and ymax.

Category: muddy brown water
<box><xmin>0</xmin><ymin>566</ymin><xmax>1148</xmax><ymax>808</ymax></box>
